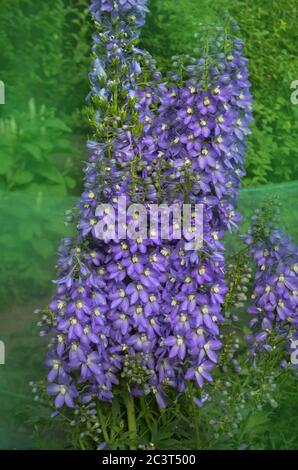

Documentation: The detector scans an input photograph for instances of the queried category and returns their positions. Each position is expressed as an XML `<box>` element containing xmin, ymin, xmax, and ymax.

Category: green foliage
<box><xmin>199</xmin><ymin>362</ymin><xmax>298</xmax><ymax>450</ymax></box>
<box><xmin>2</xmin><ymin>308</ymin><xmax>297</xmax><ymax>450</ymax></box>
<box><xmin>0</xmin><ymin>314</ymin><xmax>72</xmax><ymax>449</ymax></box>
<box><xmin>1</xmin><ymin>0</ymin><xmax>297</xmax><ymax>183</ymax></box>
<box><xmin>0</xmin><ymin>0</ymin><xmax>90</xmax><ymax>122</ymax></box>
<box><xmin>1</xmin><ymin>194</ymin><xmax>298</xmax><ymax>449</ymax></box>
<box><xmin>141</xmin><ymin>0</ymin><xmax>218</xmax><ymax>71</ymax></box>
<box><xmin>0</xmin><ymin>189</ymin><xmax>74</xmax><ymax>305</ymax></box>
<box><xmin>0</xmin><ymin>0</ymin><xmax>298</xmax><ymax>451</ymax></box>
<box><xmin>0</xmin><ymin>98</ymin><xmax>79</xmax><ymax>303</ymax></box>
<box><xmin>23</xmin><ymin>349</ymin><xmax>298</xmax><ymax>450</ymax></box>
<box><xmin>60</xmin><ymin>0</ymin><xmax>91</xmax><ymax>122</ymax></box>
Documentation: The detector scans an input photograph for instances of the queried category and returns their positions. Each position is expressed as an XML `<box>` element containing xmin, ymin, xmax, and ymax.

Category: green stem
<box><xmin>124</xmin><ymin>391</ymin><xmax>137</xmax><ymax>449</ymax></box>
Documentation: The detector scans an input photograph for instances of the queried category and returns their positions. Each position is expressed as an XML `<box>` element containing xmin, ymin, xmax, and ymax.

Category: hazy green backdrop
<box><xmin>1</xmin><ymin>0</ymin><xmax>298</xmax><ymax>302</ymax></box>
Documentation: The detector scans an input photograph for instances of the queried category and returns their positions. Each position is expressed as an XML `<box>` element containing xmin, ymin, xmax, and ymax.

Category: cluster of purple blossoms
<box><xmin>245</xmin><ymin>223</ymin><xmax>298</xmax><ymax>361</ymax></box>
<box><xmin>42</xmin><ymin>0</ymin><xmax>253</xmax><ymax>411</ymax></box>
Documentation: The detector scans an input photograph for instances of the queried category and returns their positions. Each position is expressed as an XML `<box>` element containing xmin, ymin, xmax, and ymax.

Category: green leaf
<box><xmin>33</xmin><ymin>238</ymin><xmax>55</xmax><ymax>259</ymax></box>
<box><xmin>13</xmin><ymin>170</ymin><xmax>34</xmax><ymax>185</ymax></box>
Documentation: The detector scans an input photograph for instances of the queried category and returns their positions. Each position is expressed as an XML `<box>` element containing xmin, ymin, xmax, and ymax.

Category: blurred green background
<box><xmin>0</xmin><ymin>0</ymin><xmax>297</xmax><ymax>449</ymax></box>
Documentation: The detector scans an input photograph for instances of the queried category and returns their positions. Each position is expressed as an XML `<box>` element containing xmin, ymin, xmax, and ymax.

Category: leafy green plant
<box><xmin>0</xmin><ymin>188</ymin><xmax>74</xmax><ymax>305</ymax></box>
<box><xmin>0</xmin><ymin>98</ymin><xmax>76</xmax><ymax>195</ymax></box>
<box><xmin>0</xmin><ymin>98</ymin><xmax>79</xmax><ymax>304</ymax></box>
<box><xmin>228</xmin><ymin>0</ymin><xmax>298</xmax><ymax>185</ymax></box>
<box><xmin>2</xmin><ymin>0</ymin><xmax>297</xmax><ymax>183</ymax></box>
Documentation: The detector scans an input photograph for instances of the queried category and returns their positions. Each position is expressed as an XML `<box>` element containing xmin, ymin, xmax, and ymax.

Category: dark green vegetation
<box><xmin>1</xmin><ymin>295</ymin><xmax>297</xmax><ymax>450</ymax></box>
<box><xmin>0</xmin><ymin>0</ymin><xmax>298</xmax><ymax>450</ymax></box>
<box><xmin>1</xmin><ymin>0</ymin><xmax>298</xmax><ymax>187</ymax></box>
<box><xmin>141</xmin><ymin>0</ymin><xmax>298</xmax><ymax>185</ymax></box>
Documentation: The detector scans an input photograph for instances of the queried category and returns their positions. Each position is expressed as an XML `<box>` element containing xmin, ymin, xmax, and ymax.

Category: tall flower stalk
<box><xmin>244</xmin><ymin>202</ymin><xmax>298</xmax><ymax>361</ymax></box>
<box><xmin>36</xmin><ymin>0</ymin><xmax>254</xmax><ymax>449</ymax></box>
